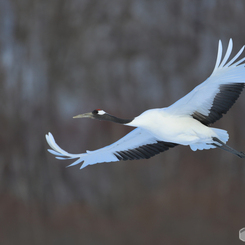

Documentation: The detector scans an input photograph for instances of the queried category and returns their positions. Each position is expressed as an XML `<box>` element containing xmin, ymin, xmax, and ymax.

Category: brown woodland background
<box><xmin>1</xmin><ymin>0</ymin><xmax>245</xmax><ymax>244</ymax></box>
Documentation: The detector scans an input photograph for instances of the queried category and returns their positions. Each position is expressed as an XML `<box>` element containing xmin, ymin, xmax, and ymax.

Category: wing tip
<box><xmin>45</xmin><ymin>132</ymin><xmax>87</xmax><ymax>168</ymax></box>
<box><xmin>212</xmin><ymin>38</ymin><xmax>245</xmax><ymax>72</ymax></box>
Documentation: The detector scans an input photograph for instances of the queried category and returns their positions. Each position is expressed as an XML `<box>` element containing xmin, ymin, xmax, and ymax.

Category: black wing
<box><xmin>114</xmin><ymin>141</ymin><xmax>178</xmax><ymax>160</ymax></box>
<box><xmin>192</xmin><ymin>83</ymin><xmax>244</xmax><ymax>125</ymax></box>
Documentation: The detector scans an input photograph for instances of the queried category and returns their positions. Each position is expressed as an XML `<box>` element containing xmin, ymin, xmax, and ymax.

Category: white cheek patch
<box><xmin>98</xmin><ymin>110</ymin><xmax>106</xmax><ymax>115</ymax></box>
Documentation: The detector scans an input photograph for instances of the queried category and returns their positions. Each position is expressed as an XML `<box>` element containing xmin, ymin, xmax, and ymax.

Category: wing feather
<box><xmin>219</xmin><ymin>39</ymin><xmax>233</xmax><ymax>68</ymax></box>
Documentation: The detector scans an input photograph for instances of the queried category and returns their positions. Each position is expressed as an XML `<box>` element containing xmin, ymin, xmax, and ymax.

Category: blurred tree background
<box><xmin>1</xmin><ymin>0</ymin><xmax>245</xmax><ymax>244</ymax></box>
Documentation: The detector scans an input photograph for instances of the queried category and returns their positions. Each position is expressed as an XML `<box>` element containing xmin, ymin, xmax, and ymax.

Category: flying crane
<box><xmin>46</xmin><ymin>39</ymin><xmax>245</xmax><ymax>169</ymax></box>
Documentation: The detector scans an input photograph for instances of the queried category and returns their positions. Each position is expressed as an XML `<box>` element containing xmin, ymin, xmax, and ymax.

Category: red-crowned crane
<box><xmin>46</xmin><ymin>39</ymin><xmax>245</xmax><ymax>169</ymax></box>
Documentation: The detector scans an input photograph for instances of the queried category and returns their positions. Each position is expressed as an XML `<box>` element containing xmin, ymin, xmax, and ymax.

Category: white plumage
<box><xmin>46</xmin><ymin>39</ymin><xmax>245</xmax><ymax>169</ymax></box>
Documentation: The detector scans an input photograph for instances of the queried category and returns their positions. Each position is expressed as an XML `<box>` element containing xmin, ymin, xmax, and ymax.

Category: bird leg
<box><xmin>211</xmin><ymin>137</ymin><xmax>245</xmax><ymax>158</ymax></box>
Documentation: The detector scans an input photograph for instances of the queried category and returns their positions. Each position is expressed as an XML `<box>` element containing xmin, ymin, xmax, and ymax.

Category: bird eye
<box><xmin>92</xmin><ymin>110</ymin><xmax>99</xmax><ymax>114</ymax></box>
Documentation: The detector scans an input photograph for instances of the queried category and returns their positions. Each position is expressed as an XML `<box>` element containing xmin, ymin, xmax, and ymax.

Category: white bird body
<box><xmin>127</xmin><ymin>109</ymin><xmax>223</xmax><ymax>146</ymax></box>
<box><xmin>46</xmin><ymin>39</ymin><xmax>245</xmax><ymax>169</ymax></box>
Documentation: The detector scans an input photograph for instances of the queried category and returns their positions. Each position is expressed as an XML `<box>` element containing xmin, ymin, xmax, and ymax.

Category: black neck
<box><xmin>95</xmin><ymin>114</ymin><xmax>134</xmax><ymax>124</ymax></box>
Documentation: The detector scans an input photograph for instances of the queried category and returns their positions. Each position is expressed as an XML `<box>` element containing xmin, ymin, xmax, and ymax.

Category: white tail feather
<box><xmin>190</xmin><ymin>128</ymin><xmax>229</xmax><ymax>151</ymax></box>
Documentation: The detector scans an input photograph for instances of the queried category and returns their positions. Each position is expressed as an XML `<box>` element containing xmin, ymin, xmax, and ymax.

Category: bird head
<box><xmin>73</xmin><ymin>109</ymin><xmax>107</xmax><ymax>120</ymax></box>
<box><xmin>73</xmin><ymin>109</ymin><xmax>133</xmax><ymax>124</ymax></box>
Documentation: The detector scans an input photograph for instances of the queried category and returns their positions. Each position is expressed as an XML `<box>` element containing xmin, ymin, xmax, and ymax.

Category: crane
<box><xmin>46</xmin><ymin>39</ymin><xmax>245</xmax><ymax>169</ymax></box>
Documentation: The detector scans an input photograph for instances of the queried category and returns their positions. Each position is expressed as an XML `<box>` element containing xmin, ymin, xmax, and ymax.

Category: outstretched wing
<box><xmin>167</xmin><ymin>39</ymin><xmax>245</xmax><ymax>125</ymax></box>
<box><xmin>46</xmin><ymin>129</ymin><xmax>177</xmax><ymax>169</ymax></box>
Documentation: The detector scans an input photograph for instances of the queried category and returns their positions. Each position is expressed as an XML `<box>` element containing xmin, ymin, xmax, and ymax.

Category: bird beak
<box><xmin>73</xmin><ymin>112</ymin><xmax>93</xmax><ymax>119</ymax></box>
